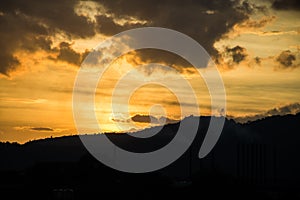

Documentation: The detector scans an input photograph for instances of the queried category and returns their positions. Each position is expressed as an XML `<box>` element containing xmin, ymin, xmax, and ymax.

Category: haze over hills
<box><xmin>232</xmin><ymin>102</ymin><xmax>300</xmax><ymax>123</ymax></box>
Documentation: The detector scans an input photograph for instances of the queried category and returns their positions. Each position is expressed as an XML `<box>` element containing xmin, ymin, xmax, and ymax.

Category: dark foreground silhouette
<box><xmin>1</xmin><ymin>114</ymin><xmax>300</xmax><ymax>199</ymax></box>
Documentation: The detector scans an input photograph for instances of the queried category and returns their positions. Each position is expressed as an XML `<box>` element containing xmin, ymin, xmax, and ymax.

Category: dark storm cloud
<box><xmin>94</xmin><ymin>0</ymin><xmax>262</xmax><ymax>68</ymax></box>
<box><xmin>56</xmin><ymin>42</ymin><xmax>89</xmax><ymax>66</ymax></box>
<box><xmin>0</xmin><ymin>0</ymin><xmax>95</xmax><ymax>76</ymax></box>
<box><xmin>30</xmin><ymin>127</ymin><xmax>54</xmax><ymax>132</ymax></box>
<box><xmin>1</xmin><ymin>0</ymin><xmax>95</xmax><ymax>38</ymax></box>
<box><xmin>0</xmin><ymin>0</ymin><xmax>264</xmax><ymax>76</ymax></box>
<box><xmin>272</xmin><ymin>0</ymin><xmax>300</xmax><ymax>11</ymax></box>
<box><xmin>0</xmin><ymin>53</ymin><xmax>20</xmax><ymax>76</ymax></box>
<box><xmin>0</xmin><ymin>11</ymin><xmax>50</xmax><ymax>75</ymax></box>
<box><xmin>275</xmin><ymin>50</ymin><xmax>299</xmax><ymax>69</ymax></box>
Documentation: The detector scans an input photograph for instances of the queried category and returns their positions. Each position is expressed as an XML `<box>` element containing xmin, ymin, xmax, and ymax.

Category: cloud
<box><xmin>95</xmin><ymin>15</ymin><xmax>146</xmax><ymax>36</ymax></box>
<box><xmin>0</xmin><ymin>53</ymin><xmax>20</xmax><ymax>76</ymax></box>
<box><xmin>216</xmin><ymin>45</ymin><xmax>248</xmax><ymax>69</ymax></box>
<box><xmin>0</xmin><ymin>11</ymin><xmax>50</xmax><ymax>76</ymax></box>
<box><xmin>94</xmin><ymin>0</ymin><xmax>262</xmax><ymax>69</ymax></box>
<box><xmin>0</xmin><ymin>0</ymin><xmax>268</xmax><ymax>76</ymax></box>
<box><xmin>164</xmin><ymin>100</ymin><xmax>199</xmax><ymax>108</ymax></box>
<box><xmin>30</xmin><ymin>127</ymin><xmax>54</xmax><ymax>132</ymax></box>
<box><xmin>1</xmin><ymin>0</ymin><xmax>96</xmax><ymax>38</ymax></box>
<box><xmin>260</xmin><ymin>30</ymin><xmax>299</xmax><ymax>36</ymax></box>
<box><xmin>225</xmin><ymin>16</ymin><xmax>276</xmax><ymax>38</ymax></box>
<box><xmin>0</xmin><ymin>97</ymin><xmax>47</xmax><ymax>104</ymax></box>
<box><xmin>131</xmin><ymin>114</ymin><xmax>179</xmax><ymax>124</ymax></box>
<box><xmin>14</xmin><ymin>126</ymin><xmax>54</xmax><ymax>132</ymax></box>
<box><xmin>265</xmin><ymin>103</ymin><xmax>300</xmax><ymax>115</ymax></box>
<box><xmin>234</xmin><ymin>102</ymin><xmax>300</xmax><ymax>123</ymax></box>
<box><xmin>237</xmin><ymin>16</ymin><xmax>276</xmax><ymax>29</ymax></box>
<box><xmin>0</xmin><ymin>0</ymin><xmax>95</xmax><ymax>76</ymax></box>
<box><xmin>272</xmin><ymin>0</ymin><xmax>300</xmax><ymax>11</ymax></box>
<box><xmin>56</xmin><ymin>42</ymin><xmax>89</xmax><ymax>66</ymax></box>
<box><xmin>131</xmin><ymin>114</ymin><xmax>159</xmax><ymax>124</ymax></box>
<box><xmin>254</xmin><ymin>57</ymin><xmax>261</xmax><ymax>65</ymax></box>
<box><xmin>112</xmin><ymin>114</ymin><xmax>179</xmax><ymax>125</ymax></box>
<box><xmin>226</xmin><ymin>46</ymin><xmax>248</xmax><ymax>64</ymax></box>
<box><xmin>111</xmin><ymin>118</ymin><xmax>130</xmax><ymax>123</ymax></box>
<box><xmin>275</xmin><ymin>50</ymin><xmax>299</xmax><ymax>69</ymax></box>
<box><xmin>235</xmin><ymin>0</ymin><xmax>268</xmax><ymax>14</ymax></box>
<box><xmin>157</xmin><ymin>116</ymin><xmax>180</xmax><ymax>124</ymax></box>
<box><xmin>125</xmin><ymin>49</ymin><xmax>194</xmax><ymax>75</ymax></box>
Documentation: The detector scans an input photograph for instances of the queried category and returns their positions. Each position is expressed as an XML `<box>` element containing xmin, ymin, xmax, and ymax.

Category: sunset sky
<box><xmin>0</xmin><ymin>0</ymin><xmax>299</xmax><ymax>143</ymax></box>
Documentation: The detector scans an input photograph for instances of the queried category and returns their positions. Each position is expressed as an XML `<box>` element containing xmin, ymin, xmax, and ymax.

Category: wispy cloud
<box><xmin>30</xmin><ymin>127</ymin><xmax>53</xmax><ymax>132</ymax></box>
<box><xmin>13</xmin><ymin>126</ymin><xmax>67</xmax><ymax>132</ymax></box>
<box><xmin>0</xmin><ymin>97</ymin><xmax>47</xmax><ymax>104</ymax></box>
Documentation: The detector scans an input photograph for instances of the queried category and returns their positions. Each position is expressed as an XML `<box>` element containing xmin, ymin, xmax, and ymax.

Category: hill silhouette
<box><xmin>1</xmin><ymin>114</ymin><xmax>300</xmax><ymax>199</ymax></box>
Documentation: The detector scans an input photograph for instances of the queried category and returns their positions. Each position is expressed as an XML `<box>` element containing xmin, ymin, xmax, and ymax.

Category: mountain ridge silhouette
<box><xmin>1</xmin><ymin>113</ymin><xmax>299</xmax><ymax>169</ymax></box>
<box><xmin>1</xmin><ymin>113</ymin><xmax>300</xmax><ymax>199</ymax></box>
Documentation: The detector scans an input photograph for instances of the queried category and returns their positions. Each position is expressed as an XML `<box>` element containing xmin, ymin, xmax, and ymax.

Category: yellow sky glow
<box><xmin>0</xmin><ymin>1</ymin><xmax>299</xmax><ymax>143</ymax></box>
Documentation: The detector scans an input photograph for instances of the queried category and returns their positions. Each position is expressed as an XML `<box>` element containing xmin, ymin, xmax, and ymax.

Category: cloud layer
<box><xmin>272</xmin><ymin>0</ymin><xmax>300</xmax><ymax>11</ymax></box>
<box><xmin>0</xmin><ymin>0</ymin><xmax>266</xmax><ymax>76</ymax></box>
<box><xmin>14</xmin><ymin>126</ymin><xmax>54</xmax><ymax>132</ymax></box>
<box><xmin>1</xmin><ymin>0</ymin><xmax>298</xmax><ymax>76</ymax></box>
<box><xmin>234</xmin><ymin>102</ymin><xmax>300</xmax><ymax>123</ymax></box>
<box><xmin>0</xmin><ymin>0</ymin><xmax>96</xmax><ymax>75</ymax></box>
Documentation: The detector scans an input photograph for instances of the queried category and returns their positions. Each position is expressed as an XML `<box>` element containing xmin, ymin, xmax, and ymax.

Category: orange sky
<box><xmin>0</xmin><ymin>0</ymin><xmax>299</xmax><ymax>143</ymax></box>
